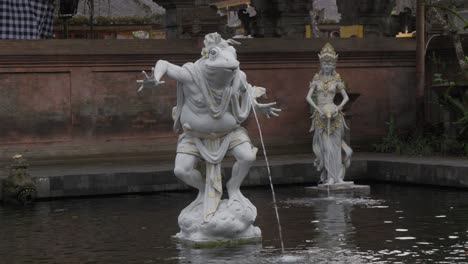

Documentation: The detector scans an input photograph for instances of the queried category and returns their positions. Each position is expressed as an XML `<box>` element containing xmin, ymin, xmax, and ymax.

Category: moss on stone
<box><xmin>173</xmin><ymin>236</ymin><xmax>262</xmax><ymax>249</ymax></box>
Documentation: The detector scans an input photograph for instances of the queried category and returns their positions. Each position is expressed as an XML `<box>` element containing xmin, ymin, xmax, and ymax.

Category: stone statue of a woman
<box><xmin>306</xmin><ymin>43</ymin><xmax>353</xmax><ymax>186</ymax></box>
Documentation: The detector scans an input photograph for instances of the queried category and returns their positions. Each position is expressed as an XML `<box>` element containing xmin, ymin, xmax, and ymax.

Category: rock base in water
<box><xmin>176</xmin><ymin>198</ymin><xmax>261</xmax><ymax>244</ymax></box>
<box><xmin>174</xmin><ymin>235</ymin><xmax>262</xmax><ymax>248</ymax></box>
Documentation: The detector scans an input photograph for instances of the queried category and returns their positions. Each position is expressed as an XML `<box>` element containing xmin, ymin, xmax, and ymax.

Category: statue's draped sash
<box><xmin>310</xmin><ymin>112</ymin><xmax>352</xmax><ymax>183</ymax></box>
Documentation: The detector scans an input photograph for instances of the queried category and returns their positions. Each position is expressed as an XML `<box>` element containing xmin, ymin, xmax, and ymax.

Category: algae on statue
<box><xmin>2</xmin><ymin>154</ymin><xmax>37</xmax><ymax>205</ymax></box>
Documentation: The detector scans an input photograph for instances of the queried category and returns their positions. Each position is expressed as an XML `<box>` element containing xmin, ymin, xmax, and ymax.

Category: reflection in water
<box><xmin>282</xmin><ymin>192</ymin><xmax>374</xmax><ymax>263</ymax></box>
<box><xmin>176</xmin><ymin>243</ymin><xmax>263</xmax><ymax>264</ymax></box>
<box><xmin>315</xmin><ymin>194</ymin><xmax>354</xmax><ymax>250</ymax></box>
<box><xmin>285</xmin><ymin>193</ymin><xmax>357</xmax><ymax>249</ymax></box>
<box><xmin>1</xmin><ymin>184</ymin><xmax>468</xmax><ymax>263</ymax></box>
<box><xmin>283</xmin><ymin>191</ymin><xmax>384</xmax><ymax>252</ymax></box>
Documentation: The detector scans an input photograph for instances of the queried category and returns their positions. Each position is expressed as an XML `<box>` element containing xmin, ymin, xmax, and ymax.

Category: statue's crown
<box><xmin>318</xmin><ymin>43</ymin><xmax>338</xmax><ymax>62</ymax></box>
<box><xmin>201</xmin><ymin>32</ymin><xmax>240</xmax><ymax>58</ymax></box>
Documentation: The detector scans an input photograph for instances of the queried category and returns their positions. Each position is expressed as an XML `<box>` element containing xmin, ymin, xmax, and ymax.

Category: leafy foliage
<box><xmin>373</xmin><ymin>116</ymin><xmax>403</xmax><ymax>154</ymax></box>
<box><xmin>373</xmin><ymin>116</ymin><xmax>468</xmax><ymax>156</ymax></box>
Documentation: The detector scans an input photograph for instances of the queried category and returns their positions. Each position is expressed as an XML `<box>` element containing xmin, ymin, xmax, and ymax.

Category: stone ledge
<box><xmin>367</xmin><ymin>160</ymin><xmax>468</xmax><ymax>188</ymax></box>
<box><xmin>1</xmin><ymin>153</ymin><xmax>467</xmax><ymax>200</ymax></box>
<box><xmin>0</xmin><ymin>155</ymin><xmax>366</xmax><ymax>199</ymax></box>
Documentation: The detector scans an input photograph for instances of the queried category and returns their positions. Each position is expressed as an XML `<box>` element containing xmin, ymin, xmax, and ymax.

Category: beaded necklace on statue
<box><xmin>314</xmin><ymin>73</ymin><xmax>341</xmax><ymax>96</ymax></box>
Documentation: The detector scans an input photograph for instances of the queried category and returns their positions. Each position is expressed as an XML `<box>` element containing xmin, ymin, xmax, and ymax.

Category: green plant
<box><xmin>432</xmin><ymin>70</ymin><xmax>468</xmax><ymax>142</ymax></box>
<box><xmin>402</xmin><ymin>136</ymin><xmax>435</xmax><ymax>155</ymax></box>
<box><xmin>441</xmin><ymin>91</ymin><xmax>468</xmax><ymax>136</ymax></box>
<box><xmin>373</xmin><ymin>116</ymin><xmax>468</xmax><ymax>156</ymax></box>
<box><xmin>373</xmin><ymin>116</ymin><xmax>404</xmax><ymax>154</ymax></box>
<box><xmin>429</xmin><ymin>44</ymin><xmax>468</xmax><ymax>155</ymax></box>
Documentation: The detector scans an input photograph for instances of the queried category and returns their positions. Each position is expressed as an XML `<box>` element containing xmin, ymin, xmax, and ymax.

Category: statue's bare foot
<box><xmin>323</xmin><ymin>178</ymin><xmax>335</xmax><ymax>185</ymax></box>
<box><xmin>227</xmin><ymin>189</ymin><xmax>254</xmax><ymax>211</ymax></box>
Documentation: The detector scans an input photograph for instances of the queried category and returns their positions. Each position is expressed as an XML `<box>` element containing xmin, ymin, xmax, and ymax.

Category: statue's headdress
<box><xmin>318</xmin><ymin>43</ymin><xmax>338</xmax><ymax>63</ymax></box>
<box><xmin>201</xmin><ymin>32</ymin><xmax>240</xmax><ymax>58</ymax></box>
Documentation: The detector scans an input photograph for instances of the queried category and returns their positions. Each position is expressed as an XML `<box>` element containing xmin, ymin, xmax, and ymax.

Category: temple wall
<box><xmin>0</xmin><ymin>38</ymin><xmax>416</xmax><ymax>161</ymax></box>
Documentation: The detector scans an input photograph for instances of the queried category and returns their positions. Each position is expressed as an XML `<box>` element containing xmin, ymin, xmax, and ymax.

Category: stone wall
<box><xmin>0</xmin><ymin>38</ymin><xmax>416</xmax><ymax>161</ymax></box>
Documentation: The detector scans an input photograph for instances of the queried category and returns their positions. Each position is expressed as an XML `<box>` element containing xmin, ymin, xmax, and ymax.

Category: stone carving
<box><xmin>2</xmin><ymin>154</ymin><xmax>36</xmax><ymax>205</ymax></box>
<box><xmin>306</xmin><ymin>43</ymin><xmax>353</xmax><ymax>187</ymax></box>
<box><xmin>137</xmin><ymin>32</ymin><xmax>280</xmax><ymax>243</ymax></box>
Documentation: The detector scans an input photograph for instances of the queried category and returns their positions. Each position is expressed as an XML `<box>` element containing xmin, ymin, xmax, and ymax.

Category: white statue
<box><xmin>137</xmin><ymin>32</ymin><xmax>280</xmax><ymax>242</ymax></box>
<box><xmin>306</xmin><ymin>43</ymin><xmax>353</xmax><ymax>186</ymax></box>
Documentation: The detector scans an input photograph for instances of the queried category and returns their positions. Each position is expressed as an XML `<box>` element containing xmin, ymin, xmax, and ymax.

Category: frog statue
<box><xmin>2</xmin><ymin>154</ymin><xmax>37</xmax><ymax>205</ymax></box>
<box><xmin>138</xmin><ymin>33</ymin><xmax>280</xmax><ymax>243</ymax></box>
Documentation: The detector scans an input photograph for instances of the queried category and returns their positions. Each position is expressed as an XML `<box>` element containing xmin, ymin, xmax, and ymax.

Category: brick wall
<box><xmin>0</xmin><ymin>38</ymin><xmax>416</xmax><ymax>161</ymax></box>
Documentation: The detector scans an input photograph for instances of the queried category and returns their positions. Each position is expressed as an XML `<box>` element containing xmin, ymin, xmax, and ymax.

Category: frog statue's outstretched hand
<box><xmin>244</xmin><ymin>83</ymin><xmax>281</xmax><ymax>118</ymax></box>
<box><xmin>136</xmin><ymin>67</ymin><xmax>166</xmax><ymax>92</ymax></box>
<box><xmin>254</xmin><ymin>101</ymin><xmax>281</xmax><ymax>118</ymax></box>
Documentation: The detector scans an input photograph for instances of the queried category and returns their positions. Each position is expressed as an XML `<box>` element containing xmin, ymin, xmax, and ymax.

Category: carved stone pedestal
<box><xmin>175</xmin><ymin>198</ymin><xmax>262</xmax><ymax>247</ymax></box>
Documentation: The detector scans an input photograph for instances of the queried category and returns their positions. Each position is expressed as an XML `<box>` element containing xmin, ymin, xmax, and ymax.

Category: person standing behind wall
<box><xmin>0</xmin><ymin>0</ymin><xmax>55</xmax><ymax>39</ymax></box>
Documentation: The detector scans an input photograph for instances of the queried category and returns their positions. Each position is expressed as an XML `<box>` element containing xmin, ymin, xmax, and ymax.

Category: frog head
<box><xmin>199</xmin><ymin>33</ymin><xmax>240</xmax><ymax>85</ymax></box>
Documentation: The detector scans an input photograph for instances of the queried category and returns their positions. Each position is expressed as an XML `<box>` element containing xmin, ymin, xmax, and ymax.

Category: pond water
<box><xmin>1</xmin><ymin>183</ymin><xmax>468</xmax><ymax>264</ymax></box>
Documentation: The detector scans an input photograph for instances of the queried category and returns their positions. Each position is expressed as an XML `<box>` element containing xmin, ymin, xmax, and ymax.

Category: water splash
<box><xmin>285</xmin><ymin>197</ymin><xmax>384</xmax><ymax>207</ymax></box>
<box><xmin>277</xmin><ymin>254</ymin><xmax>305</xmax><ymax>263</ymax></box>
<box><xmin>243</xmin><ymin>80</ymin><xmax>285</xmax><ymax>253</ymax></box>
